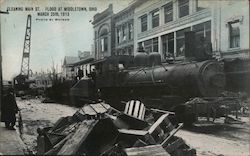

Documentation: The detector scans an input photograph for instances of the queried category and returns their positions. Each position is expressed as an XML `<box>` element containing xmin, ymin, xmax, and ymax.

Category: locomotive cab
<box><xmin>90</xmin><ymin>55</ymin><xmax>134</xmax><ymax>88</ymax></box>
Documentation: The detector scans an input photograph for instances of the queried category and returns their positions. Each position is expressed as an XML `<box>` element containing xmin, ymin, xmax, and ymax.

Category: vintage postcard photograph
<box><xmin>0</xmin><ymin>0</ymin><xmax>249</xmax><ymax>155</ymax></box>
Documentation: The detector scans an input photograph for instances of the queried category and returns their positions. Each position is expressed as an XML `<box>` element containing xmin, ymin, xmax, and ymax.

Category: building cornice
<box><xmin>92</xmin><ymin>4</ymin><xmax>113</xmax><ymax>25</ymax></box>
<box><xmin>135</xmin><ymin>0</ymin><xmax>167</xmax><ymax>16</ymax></box>
<box><xmin>93</xmin><ymin>15</ymin><xmax>113</xmax><ymax>28</ymax></box>
<box><xmin>114</xmin><ymin>0</ymin><xmax>148</xmax><ymax>19</ymax></box>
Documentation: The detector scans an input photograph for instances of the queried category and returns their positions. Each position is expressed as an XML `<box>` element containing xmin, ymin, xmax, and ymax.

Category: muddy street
<box><xmin>16</xmin><ymin>98</ymin><xmax>250</xmax><ymax>155</ymax></box>
<box><xmin>16</xmin><ymin>98</ymin><xmax>77</xmax><ymax>154</ymax></box>
<box><xmin>176</xmin><ymin>118</ymin><xmax>250</xmax><ymax>156</ymax></box>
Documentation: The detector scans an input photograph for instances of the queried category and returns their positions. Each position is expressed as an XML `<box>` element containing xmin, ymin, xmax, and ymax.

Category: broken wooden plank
<box><xmin>150</xmin><ymin>108</ymin><xmax>175</xmax><ymax>115</ymax></box>
<box><xmin>45</xmin><ymin>132</ymin><xmax>74</xmax><ymax>155</ymax></box>
<box><xmin>78</xmin><ymin>118</ymin><xmax>119</xmax><ymax>155</ymax></box>
<box><xmin>165</xmin><ymin>137</ymin><xmax>185</xmax><ymax>153</ymax></box>
<box><xmin>161</xmin><ymin>123</ymin><xmax>184</xmax><ymax>147</ymax></box>
<box><xmin>125</xmin><ymin>145</ymin><xmax>170</xmax><ymax>156</ymax></box>
<box><xmin>90</xmin><ymin>103</ymin><xmax>110</xmax><ymax>114</ymax></box>
<box><xmin>118</xmin><ymin>129</ymin><xmax>156</xmax><ymax>146</ymax></box>
<box><xmin>147</xmin><ymin>114</ymin><xmax>175</xmax><ymax>144</ymax></box>
<box><xmin>148</xmin><ymin>114</ymin><xmax>173</xmax><ymax>134</ymax></box>
<box><xmin>82</xmin><ymin>105</ymin><xmax>98</xmax><ymax>116</ymax></box>
<box><xmin>80</xmin><ymin>103</ymin><xmax>110</xmax><ymax>115</ymax></box>
<box><xmin>118</xmin><ymin>129</ymin><xmax>148</xmax><ymax>136</ymax></box>
<box><xmin>57</xmin><ymin>120</ymin><xmax>98</xmax><ymax>155</ymax></box>
<box><xmin>49</xmin><ymin>117</ymin><xmax>71</xmax><ymax>133</ymax></box>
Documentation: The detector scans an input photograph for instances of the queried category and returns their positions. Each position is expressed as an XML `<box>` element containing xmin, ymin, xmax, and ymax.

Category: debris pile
<box><xmin>37</xmin><ymin>102</ymin><xmax>196</xmax><ymax>155</ymax></box>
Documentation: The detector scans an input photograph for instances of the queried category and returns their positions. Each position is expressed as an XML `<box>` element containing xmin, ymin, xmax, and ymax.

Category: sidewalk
<box><xmin>0</xmin><ymin>123</ymin><xmax>26</xmax><ymax>155</ymax></box>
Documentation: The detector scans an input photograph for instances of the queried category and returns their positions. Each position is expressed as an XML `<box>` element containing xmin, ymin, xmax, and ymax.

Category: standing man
<box><xmin>77</xmin><ymin>67</ymin><xmax>84</xmax><ymax>80</ymax></box>
<box><xmin>1</xmin><ymin>88</ymin><xmax>19</xmax><ymax>130</ymax></box>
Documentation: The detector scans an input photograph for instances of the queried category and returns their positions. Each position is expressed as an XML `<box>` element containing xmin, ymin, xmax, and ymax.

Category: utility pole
<box><xmin>0</xmin><ymin>10</ymin><xmax>9</xmax><ymax>121</ymax></box>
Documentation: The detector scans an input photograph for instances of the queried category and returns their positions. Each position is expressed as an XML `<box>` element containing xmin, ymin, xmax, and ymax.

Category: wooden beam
<box><xmin>57</xmin><ymin>120</ymin><xmax>97</xmax><ymax>155</ymax></box>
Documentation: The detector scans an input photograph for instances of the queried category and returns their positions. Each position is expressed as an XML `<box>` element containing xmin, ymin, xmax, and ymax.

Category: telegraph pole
<box><xmin>0</xmin><ymin>10</ymin><xmax>9</xmax><ymax>121</ymax></box>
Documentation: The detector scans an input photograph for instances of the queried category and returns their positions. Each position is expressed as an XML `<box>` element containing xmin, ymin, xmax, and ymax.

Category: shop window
<box><xmin>143</xmin><ymin>37</ymin><xmax>158</xmax><ymax>53</ymax></box>
<box><xmin>179</xmin><ymin>0</ymin><xmax>189</xmax><ymax>18</ymax></box>
<box><xmin>140</xmin><ymin>14</ymin><xmax>147</xmax><ymax>32</ymax></box>
<box><xmin>176</xmin><ymin>27</ymin><xmax>191</xmax><ymax>57</ymax></box>
<box><xmin>164</xmin><ymin>2</ymin><xmax>173</xmax><ymax>23</ymax></box>
<box><xmin>229</xmin><ymin>21</ymin><xmax>240</xmax><ymax>48</ymax></box>
<box><xmin>152</xmin><ymin>9</ymin><xmax>159</xmax><ymax>28</ymax></box>
<box><xmin>153</xmin><ymin>38</ymin><xmax>159</xmax><ymax>52</ymax></box>
<box><xmin>193</xmin><ymin>21</ymin><xmax>211</xmax><ymax>43</ymax></box>
<box><xmin>162</xmin><ymin>33</ymin><xmax>174</xmax><ymax>58</ymax></box>
<box><xmin>144</xmin><ymin>39</ymin><xmax>152</xmax><ymax>53</ymax></box>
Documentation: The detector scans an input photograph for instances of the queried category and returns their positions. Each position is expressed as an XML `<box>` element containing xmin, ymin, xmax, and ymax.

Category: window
<box><xmin>152</xmin><ymin>9</ymin><xmax>159</xmax><ymax>28</ymax></box>
<box><xmin>164</xmin><ymin>2</ymin><xmax>173</xmax><ymax>23</ymax></box>
<box><xmin>144</xmin><ymin>39</ymin><xmax>152</xmax><ymax>53</ymax></box>
<box><xmin>162</xmin><ymin>33</ymin><xmax>174</xmax><ymax>58</ymax></box>
<box><xmin>176</xmin><ymin>27</ymin><xmax>191</xmax><ymax>56</ymax></box>
<box><xmin>122</xmin><ymin>25</ymin><xmax>126</xmax><ymax>41</ymax></box>
<box><xmin>140</xmin><ymin>14</ymin><xmax>147</xmax><ymax>32</ymax></box>
<box><xmin>117</xmin><ymin>27</ymin><xmax>121</xmax><ymax>44</ymax></box>
<box><xmin>101</xmin><ymin>37</ymin><xmax>108</xmax><ymax>52</ymax></box>
<box><xmin>229</xmin><ymin>21</ymin><xmax>240</xmax><ymax>48</ymax></box>
<box><xmin>143</xmin><ymin>37</ymin><xmax>158</xmax><ymax>53</ymax></box>
<box><xmin>153</xmin><ymin>38</ymin><xmax>158</xmax><ymax>52</ymax></box>
<box><xmin>99</xmin><ymin>28</ymin><xmax>108</xmax><ymax>52</ymax></box>
<box><xmin>179</xmin><ymin>0</ymin><xmax>189</xmax><ymax>18</ymax></box>
<box><xmin>128</xmin><ymin>23</ymin><xmax>133</xmax><ymax>40</ymax></box>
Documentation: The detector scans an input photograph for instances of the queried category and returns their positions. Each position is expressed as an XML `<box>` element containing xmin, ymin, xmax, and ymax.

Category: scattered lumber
<box><xmin>37</xmin><ymin>102</ymin><xmax>196</xmax><ymax>156</ymax></box>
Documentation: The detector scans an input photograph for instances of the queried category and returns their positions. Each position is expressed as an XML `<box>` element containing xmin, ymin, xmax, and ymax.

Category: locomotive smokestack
<box><xmin>184</xmin><ymin>31</ymin><xmax>196</xmax><ymax>59</ymax></box>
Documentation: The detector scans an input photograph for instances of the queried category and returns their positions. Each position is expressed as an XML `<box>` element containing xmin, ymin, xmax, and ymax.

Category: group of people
<box><xmin>1</xmin><ymin>88</ymin><xmax>19</xmax><ymax>130</ymax></box>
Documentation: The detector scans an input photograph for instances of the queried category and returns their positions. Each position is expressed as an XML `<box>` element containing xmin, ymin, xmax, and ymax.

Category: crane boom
<box><xmin>20</xmin><ymin>14</ymin><xmax>32</xmax><ymax>78</ymax></box>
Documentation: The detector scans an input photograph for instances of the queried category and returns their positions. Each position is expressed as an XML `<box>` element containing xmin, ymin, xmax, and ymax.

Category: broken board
<box><xmin>125</xmin><ymin>145</ymin><xmax>170</xmax><ymax>156</ymax></box>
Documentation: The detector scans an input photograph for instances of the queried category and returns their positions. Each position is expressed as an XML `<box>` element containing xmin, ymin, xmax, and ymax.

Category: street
<box><xmin>16</xmin><ymin>98</ymin><xmax>77</xmax><ymax>154</ymax></box>
<box><xmin>17</xmin><ymin>98</ymin><xmax>249</xmax><ymax>156</ymax></box>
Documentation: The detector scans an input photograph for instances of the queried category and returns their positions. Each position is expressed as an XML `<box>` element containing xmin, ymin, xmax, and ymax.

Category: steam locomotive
<box><xmin>70</xmin><ymin>53</ymin><xmax>225</xmax><ymax>111</ymax></box>
<box><xmin>70</xmin><ymin>31</ymin><xmax>226</xmax><ymax>121</ymax></box>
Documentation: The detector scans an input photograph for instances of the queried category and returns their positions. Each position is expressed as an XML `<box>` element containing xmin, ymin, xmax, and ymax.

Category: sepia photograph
<box><xmin>0</xmin><ymin>0</ymin><xmax>249</xmax><ymax>155</ymax></box>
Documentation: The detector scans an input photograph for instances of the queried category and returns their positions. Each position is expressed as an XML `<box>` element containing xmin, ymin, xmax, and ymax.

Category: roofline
<box><xmin>72</xmin><ymin>58</ymin><xmax>95</xmax><ymax>66</ymax></box>
<box><xmin>114</xmin><ymin>0</ymin><xmax>147</xmax><ymax>18</ymax></box>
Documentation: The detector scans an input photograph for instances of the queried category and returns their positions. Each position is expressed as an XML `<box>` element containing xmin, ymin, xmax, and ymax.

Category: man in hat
<box><xmin>1</xmin><ymin>88</ymin><xmax>19</xmax><ymax>130</ymax></box>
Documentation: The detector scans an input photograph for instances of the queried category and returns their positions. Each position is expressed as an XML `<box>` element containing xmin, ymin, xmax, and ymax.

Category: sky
<box><xmin>0</xmin><ymin>0</ymin><xmax>133</xmax><ymax>80</ymax></box>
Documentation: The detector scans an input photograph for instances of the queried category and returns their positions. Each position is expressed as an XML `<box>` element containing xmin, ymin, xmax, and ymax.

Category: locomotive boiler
<box><xmin>70</xmin><ymin>53</ymin><xmax>225</xmax><ymax>111</ymax></box>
